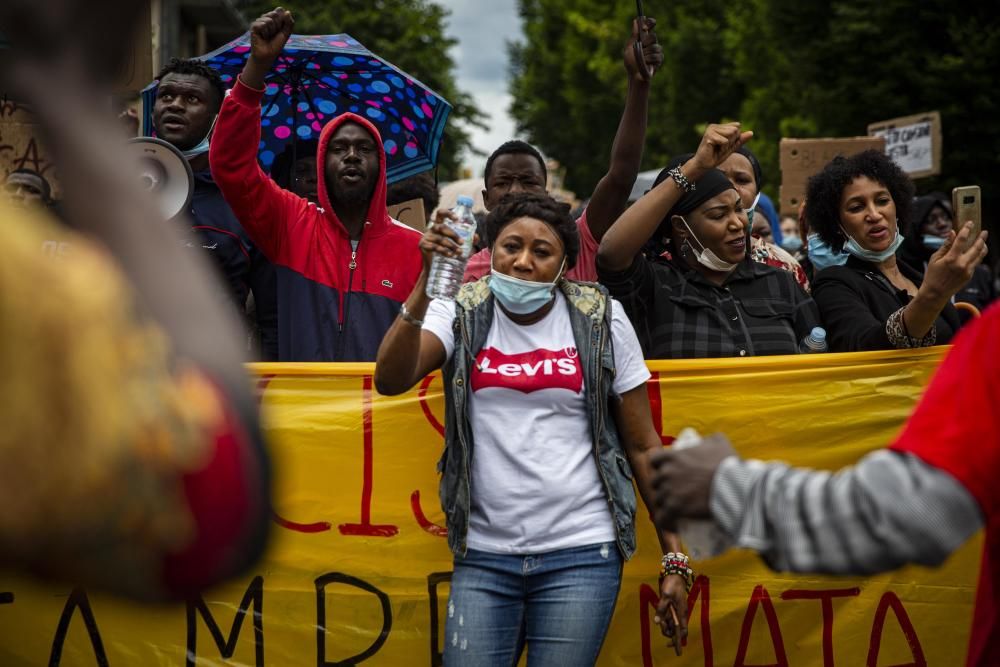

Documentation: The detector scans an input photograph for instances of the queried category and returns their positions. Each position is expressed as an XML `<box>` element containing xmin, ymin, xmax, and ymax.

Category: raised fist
<box><xmin>250</xmin><ymin>7</ymin><xmax>294</xmax><ymax>64</ymax></box>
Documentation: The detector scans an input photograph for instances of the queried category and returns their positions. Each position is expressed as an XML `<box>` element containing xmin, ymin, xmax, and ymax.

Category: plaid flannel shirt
<box><xmin>598</xmin><ymin>255</ymin><xmax>819</xmax><ymax>359</ymax></box>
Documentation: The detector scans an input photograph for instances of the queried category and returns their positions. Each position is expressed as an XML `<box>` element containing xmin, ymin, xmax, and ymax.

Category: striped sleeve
<box><xmin>710</xmin><ymin>450</ymin><xmax>983</xmax><ymax>574</ymax></box>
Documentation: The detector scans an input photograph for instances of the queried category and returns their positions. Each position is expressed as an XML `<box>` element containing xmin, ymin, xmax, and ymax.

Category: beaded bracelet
<box><xmin>658</xmin><ymin>551</ymin><xmax>695</xmax><ymax>591</ymax></box>
<box><xmin>668</xmin><ymin>166</ymin><xmax>696</xmax><ymax>193</ymax></box>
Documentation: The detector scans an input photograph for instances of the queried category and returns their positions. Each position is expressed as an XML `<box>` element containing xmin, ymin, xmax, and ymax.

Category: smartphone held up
<box><xmin>952</xmin><ymin>185</ymin><xmax>982</xmax><ymax>252</ymax></box>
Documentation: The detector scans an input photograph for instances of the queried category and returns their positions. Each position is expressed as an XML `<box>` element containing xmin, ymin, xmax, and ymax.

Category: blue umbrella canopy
<box><xmin>142</xmin><ymin>32</ymin><xmax>452</xmax><ymax>184</ymax></box>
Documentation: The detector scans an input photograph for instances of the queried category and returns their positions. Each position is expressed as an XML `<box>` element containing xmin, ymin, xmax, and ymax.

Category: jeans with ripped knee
<box><xmin>442</xmin><ymin>541</ymin><xmax>623</xmax><ymax>666</ymax></box>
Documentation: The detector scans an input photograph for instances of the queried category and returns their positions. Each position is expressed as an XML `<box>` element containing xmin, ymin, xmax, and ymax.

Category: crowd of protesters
<box><xmin>9</xmin><ymin>14</ymin><xmax>990</xmax><ymax>366</ymax></box>
<box><xmin>34</xmin><ymin>39</ymin><xmax>985</xmax><ymax>365</ymax></box>
<box><xmin>3</xmin><ymin>2</ymin><xmax>998</xmax><ymax>666</ymax></box>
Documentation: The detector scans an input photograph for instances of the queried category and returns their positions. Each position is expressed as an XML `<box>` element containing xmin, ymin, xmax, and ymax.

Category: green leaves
<box><xmin>508</xmin><ymin>0</ymin><xmax>1000</xmax><ymax>223</ymax></box>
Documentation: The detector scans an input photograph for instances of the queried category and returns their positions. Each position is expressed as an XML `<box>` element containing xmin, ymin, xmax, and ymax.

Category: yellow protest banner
<box><xmin>0</xmin><ymin>348</ymin><xmax>981</xmax><ymax>666</ymax></box>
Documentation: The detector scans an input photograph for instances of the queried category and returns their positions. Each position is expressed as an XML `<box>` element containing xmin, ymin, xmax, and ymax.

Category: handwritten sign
<box><xmin>388</xmin><ymin>197</ymin><xmax>428</xmax><ymax>232</ymax></box>
<box><xmin>868</xmin><ymin>111</ymin><xmax>942</xmax><ymax>179</ymax></box>
<box><xmin>779</xmin><ymin>136</ymin><xmax>886</xmax><ymax>215</ymax></box>
<box><xmin>0</xmin><ymin>101</ymin><xmax>59</xmax><ymax>199</ymax></box>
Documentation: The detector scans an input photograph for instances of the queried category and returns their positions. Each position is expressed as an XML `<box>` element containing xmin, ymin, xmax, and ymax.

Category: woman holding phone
<box><xmin>807</xmin><ymin>150</ymin><xmax>988</xmax><ymax>351</ymax></box>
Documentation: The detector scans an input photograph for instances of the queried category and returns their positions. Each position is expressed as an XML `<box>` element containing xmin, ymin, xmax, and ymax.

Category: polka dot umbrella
<box><xmin>141</xmin><ymin>32</ymin><xmax>452</xmax><ymax>184</ymax></box>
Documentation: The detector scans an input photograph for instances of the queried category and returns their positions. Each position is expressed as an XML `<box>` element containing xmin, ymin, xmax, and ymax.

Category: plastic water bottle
<box><xmin>799</xmin><ymin>326</ymin><xmax>829</xmax><ymax>353</ymax></box>
<box><xmin>672</xmin><ymin>428</ymin><xmax>735</xmax><ymax>561</ymax></box>
<box><xmin>426</xmin><ymin>196</ymin><xmax>478</xmax><ymax>301</ymax></box>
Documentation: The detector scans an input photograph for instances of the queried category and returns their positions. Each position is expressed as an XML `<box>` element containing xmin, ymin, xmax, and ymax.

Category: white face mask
<box><xmin>488</xmin><ymin>254</ymin><xmax>566</xmax><ymax>315</ymax></box>
<box><xmin>840</xmin><ymin>225</ymin><xmax>904</xmax><ymax>263</ymax></box>
<box><xmin>679</xmin><ymin>217</ymin><xmax>738</xmax><ymax>273</ymax></box>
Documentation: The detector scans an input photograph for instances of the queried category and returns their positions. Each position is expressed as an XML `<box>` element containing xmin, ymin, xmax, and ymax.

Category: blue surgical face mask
<box><xmin>781</xmin><ymin>235</ymin><xmax>804</xmax><ymax>253</ymax></box>
<box><xmin>488</xmin><ymin>257</ymin><xmax>566</xmax><ymax>315</ymax></box>
<box><xmin>807</xmin><ymin>233</ymin><xmax>849</xmax><ymax>271</ymax></box>
<box><xmin>180</xmin><ymin>114</ymin><xmax>219</xmax><ymax>160</ymax></box>
<box><xmin>923</xmin><ymin>234</ymin><xmax>947</xmax><ymax>251</ymax></box>
<box><xmin>841</xmin><ymin>226</ymin><xmax>904</xmax><ymax>263</ymax></box>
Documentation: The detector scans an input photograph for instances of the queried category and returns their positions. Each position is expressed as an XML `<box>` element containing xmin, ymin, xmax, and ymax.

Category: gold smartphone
<box><xmin>951</xmin><ymin>185</ymin><xmax>982</xmax><ymax>250</ymax></box>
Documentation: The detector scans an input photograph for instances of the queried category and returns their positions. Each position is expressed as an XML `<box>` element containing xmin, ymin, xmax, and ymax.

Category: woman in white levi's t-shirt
<box><xmin>375</xmin><ymin>193</ymin><xmax>690</xmax><ymax>665</ymax></box>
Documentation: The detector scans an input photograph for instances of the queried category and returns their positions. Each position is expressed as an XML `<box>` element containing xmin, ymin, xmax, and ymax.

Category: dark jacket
<box><xmin>188</xmin><ymin>171</ymin><xmax>278</xmax><ymax>360</ymax></box>
<box><xmin>210</xmin><ymin>79</ymin><xmax>423</xmax><ymax>361</ymax></box>
<box><xmin>599</xmin><ymin>255</ymin><xmax>819</xmax><ymax>358</ymax></box>
<box><xmin>898</xmin><ymin>240</ymin><xmax>995</xmax><ymax>324</ymax></box>
<box><xmin>438</xmin><ymin>278</ymin><xmax>639</xmax><ymax>560</ymax></box>
<box><xmin>812</xmin><ymin>256</ymin><xmax>962</xmax><ymax>352</ymax></box>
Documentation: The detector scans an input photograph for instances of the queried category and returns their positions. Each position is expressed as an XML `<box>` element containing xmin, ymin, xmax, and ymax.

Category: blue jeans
<box><xmin>442</xmin><ymin>542</ymin><xmax>623</xmax><ymax>666</ymax></box>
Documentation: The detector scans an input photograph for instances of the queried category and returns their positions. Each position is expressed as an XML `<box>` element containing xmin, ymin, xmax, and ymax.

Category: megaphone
<box><xmin>126</xmin><ymin>137</ymin><xmax>194</xmax><ymax>221</ymax></box>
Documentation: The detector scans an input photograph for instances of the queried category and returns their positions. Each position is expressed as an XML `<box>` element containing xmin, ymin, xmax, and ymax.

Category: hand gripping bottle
<box><xmin>426</xmin><ymin>195</ymin><xmax>477</xmax><ymax>301</ymax></box>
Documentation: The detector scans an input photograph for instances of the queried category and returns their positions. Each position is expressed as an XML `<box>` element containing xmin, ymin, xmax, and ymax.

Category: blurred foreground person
<box><xmin>651</xmin><ymin>303</ymin><xmax>1000</xmax><ymax>666</ymax></box>
<box><xmin>0</xmin><ymin>0</ymin><xmax>271</xmax><ymax>600</ymax></box>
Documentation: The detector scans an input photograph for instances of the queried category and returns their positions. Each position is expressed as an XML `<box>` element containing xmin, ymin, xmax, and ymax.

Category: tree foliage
<box><xmin>509</xmin><ymin>0</ymin><xmax>1000</xmax><ymax>226</ymax></box>
<box><xmin>243</xmin><ymin>0</ymin><xmax>484</xmax><ymax>180</ymax></box>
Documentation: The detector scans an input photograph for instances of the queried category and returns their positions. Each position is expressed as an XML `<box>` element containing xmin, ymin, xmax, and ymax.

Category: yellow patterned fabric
<box><xmin>0</xmin><ymin>202</ymin><xmax>219</xmax><ymax>598</ymax></box>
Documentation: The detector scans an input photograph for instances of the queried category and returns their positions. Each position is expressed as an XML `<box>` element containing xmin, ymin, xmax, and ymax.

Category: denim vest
<box><xmin>437</xmin><ymin>277</ymin><xmax>639</xmax><ymax>559</ymax></box>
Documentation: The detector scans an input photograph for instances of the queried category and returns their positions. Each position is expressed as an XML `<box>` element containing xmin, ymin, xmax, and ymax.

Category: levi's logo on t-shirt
<box><xmin>472</xmin><ymin>347</ymin><xmax>583</xmax><ymax>394</ymax></box>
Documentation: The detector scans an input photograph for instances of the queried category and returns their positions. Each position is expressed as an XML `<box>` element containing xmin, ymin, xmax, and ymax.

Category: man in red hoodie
<box><xmin>210</xmin><ymin>7</ymin><xmax>423</xmax><ymax>361</ymax></box>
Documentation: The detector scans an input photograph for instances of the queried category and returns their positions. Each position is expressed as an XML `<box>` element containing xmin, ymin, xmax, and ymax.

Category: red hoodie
<box><xmin>210</xmin><ymin>78</ymin><xmax>423</xmax><ymax>361</ymax></box>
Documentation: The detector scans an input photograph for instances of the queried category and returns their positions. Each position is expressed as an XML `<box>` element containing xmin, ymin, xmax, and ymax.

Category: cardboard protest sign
<box><xmin>0</xmin><ymin>98</ymin><xmax>59</xmax><ymax>199</ymax></box>
<box><xmin>779</xmin><ymin>136</ymin><xmax>886</xmax><ymax>215</ymax></box>
<box><xmin>868</xmin><ymin>111</ymin><xmax>942</xmax><ymax>179</ymax></box>
<box><xmin>388</xmin><ymin>197</ymin><xmax>428</xmax><ymax>232</ymax></box>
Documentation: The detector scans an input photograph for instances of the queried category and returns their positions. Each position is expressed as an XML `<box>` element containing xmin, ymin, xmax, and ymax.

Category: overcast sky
<box><xmin>438</xmin><ymin>0</ymin><xmax>522</xmax><ymax>178</ymax></box>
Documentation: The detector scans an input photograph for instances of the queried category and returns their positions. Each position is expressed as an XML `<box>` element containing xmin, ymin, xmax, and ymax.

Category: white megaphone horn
<box><xmin>126</xmin><ymin>137</ymin><xmax>194</xmax><ymax>221</ymax></box>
